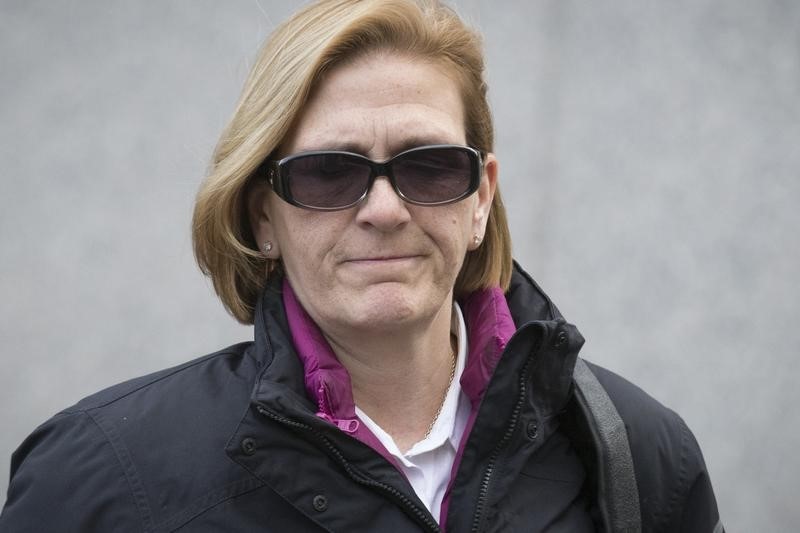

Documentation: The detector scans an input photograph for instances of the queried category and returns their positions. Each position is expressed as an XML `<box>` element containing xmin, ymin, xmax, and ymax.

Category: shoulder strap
<box><xmin>572</xmin><ymin>359</ymin><xmax>642</xmax><ymax>532</ymax></box>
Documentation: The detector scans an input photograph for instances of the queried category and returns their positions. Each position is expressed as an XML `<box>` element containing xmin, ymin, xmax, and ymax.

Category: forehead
<box><xmin>282</xmin><ymin>53</ymin><xmax>466</xmax><ymax>157</ymax></box>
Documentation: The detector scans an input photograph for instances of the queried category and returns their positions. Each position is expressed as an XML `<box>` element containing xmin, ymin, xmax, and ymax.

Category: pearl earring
<box><xmin>263</xmin><ymin>241</ymin><xmax>273</xmax><ymax>254</ymax></box>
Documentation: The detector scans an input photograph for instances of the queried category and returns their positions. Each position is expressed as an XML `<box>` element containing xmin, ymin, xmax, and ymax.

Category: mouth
<box><xmin>345</xmin><ymin>254</ymin><xmax>423</xmax><ymax>264</ymax></box>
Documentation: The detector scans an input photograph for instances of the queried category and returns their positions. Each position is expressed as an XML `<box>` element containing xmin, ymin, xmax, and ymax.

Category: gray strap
<box><xmin>573</xmin><ymin>359</ymin><xmax>642</xmax><ymax>532</ymax></box>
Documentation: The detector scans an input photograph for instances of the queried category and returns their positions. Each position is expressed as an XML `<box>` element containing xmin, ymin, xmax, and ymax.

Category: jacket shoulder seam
<box><xmin>85</xmin><ymin>408</ymin><xmax>155</xmax><ymax>531</ymax></box>
<box><xmin>653</xmin><ymin>411</ymin><xmax>692</xmax><ymax>530</ymax></box>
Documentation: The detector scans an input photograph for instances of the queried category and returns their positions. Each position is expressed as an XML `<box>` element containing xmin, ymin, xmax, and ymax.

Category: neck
<box><xmin>322</xmin><ymin>300</ymin><xmax>457</xmax><ymax>452</ymax></box>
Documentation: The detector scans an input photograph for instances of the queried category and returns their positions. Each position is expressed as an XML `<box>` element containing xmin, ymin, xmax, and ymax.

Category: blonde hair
<box><xmin>192</xmin><ymin>0</ymin><xmax>512</xmax><ymax>324</ymax></box>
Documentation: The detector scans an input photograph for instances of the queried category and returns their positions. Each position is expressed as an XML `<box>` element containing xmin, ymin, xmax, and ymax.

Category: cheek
<box><xmin>271</xmin><ymin>208</ymin><xmax>344</xmax><ymax>274</ymax></box>
<box><xmin>278</xmin><ymin>221</ymin><xmax>321</xmax><ymax>266</ymax></box>
<box><xmin>430</xmin><ymin>209</ymin><xmax>473</xmax><ymax>263</ymax></box>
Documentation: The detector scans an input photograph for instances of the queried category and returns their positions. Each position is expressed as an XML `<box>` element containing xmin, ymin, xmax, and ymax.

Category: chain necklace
<box><xmin>423</xmin><ymin>345</ymin><xmax>457</xmax><ymax>439</ymax></box>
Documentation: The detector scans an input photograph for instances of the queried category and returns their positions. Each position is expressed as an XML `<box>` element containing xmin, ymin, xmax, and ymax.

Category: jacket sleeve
<box><xmin>671</xmin><ymin>416</ymin><xmax>724</xmax><ymax>533</ymax></box>
<box><xmin>628</xmin><ymin>399</ymin><xmax>724</xmax><ymax>532</ymax></box>
<box><xmin>0</xmin><ymin>410</ymin><xmax>146</xmax><ymax>532</ymax></box>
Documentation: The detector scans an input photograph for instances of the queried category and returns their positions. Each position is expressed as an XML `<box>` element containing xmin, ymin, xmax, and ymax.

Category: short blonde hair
<box><xmin>192</xmin><ymin>0</ymin><xmax>512</xmax><ymax>324</ymax></box>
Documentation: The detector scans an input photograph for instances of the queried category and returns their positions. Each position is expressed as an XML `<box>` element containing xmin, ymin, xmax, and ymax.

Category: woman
<box><xmin>1</xmin><ymin>1</ymin><xmax>722</xmax><ymax>531</ymax></box>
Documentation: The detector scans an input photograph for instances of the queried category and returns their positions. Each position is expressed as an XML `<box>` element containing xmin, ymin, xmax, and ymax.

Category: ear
<box><xmin>469</xmin><ymin>152</ymin><xmax>498</xmax><ymax>249</ymax></box>
<box><xmin>247</xmin><ymin>181</ymin><xmax>280</xmax><ymax>258</ymax></box>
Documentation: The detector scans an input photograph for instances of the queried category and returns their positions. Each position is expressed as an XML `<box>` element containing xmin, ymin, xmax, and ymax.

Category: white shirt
<box><xmin>355</xmin><ymin>303</ymin><xmax>470</xmax><ymax>524</ymax></box>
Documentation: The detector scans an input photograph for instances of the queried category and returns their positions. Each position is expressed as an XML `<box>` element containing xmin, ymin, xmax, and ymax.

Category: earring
<box><xmin>263</xmin><ymin>241</ymin><xmax>273</xmax><ymax>254</ymax></box>
<box><xmin>473</xmin><ymin>234</ymin><xmax>482</xmax><ymax>246</ymax></box>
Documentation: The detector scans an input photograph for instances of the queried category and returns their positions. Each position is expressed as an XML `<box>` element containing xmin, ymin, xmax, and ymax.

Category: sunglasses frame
<box><xmin>264</xmin><ymin>144</ymin><xmax>484</xmax><ymax>211</ymax></box>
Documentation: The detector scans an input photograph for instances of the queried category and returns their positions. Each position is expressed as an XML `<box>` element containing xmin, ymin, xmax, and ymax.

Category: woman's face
<box><xmin>250</xmin><ymin>52</ymin><xmax>496</xmax><ymax>337</ymax></box>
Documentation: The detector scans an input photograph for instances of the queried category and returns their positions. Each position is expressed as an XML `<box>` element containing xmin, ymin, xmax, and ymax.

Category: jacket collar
<box><xmin>250</xmin><ymin>276</ymin><xmax>312</xmax><ymax>410</ymax></box>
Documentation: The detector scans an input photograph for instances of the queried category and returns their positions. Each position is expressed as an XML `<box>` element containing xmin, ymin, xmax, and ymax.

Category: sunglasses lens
<box><xmin>285</xmin><ymin>153</ymin><xmax>371</xmax><ymax>209</ymax></box>
<box><xmin>393</xmin><ymin>147</ymin><xmax>475</xmax><ymax>204</ymax></box>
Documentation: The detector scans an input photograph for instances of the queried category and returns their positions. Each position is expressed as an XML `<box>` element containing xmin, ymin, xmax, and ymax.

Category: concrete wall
<box><xmin>1</xmin><ymin>1</ymin><xmax>798</xmax><ymax>529</ymax></box>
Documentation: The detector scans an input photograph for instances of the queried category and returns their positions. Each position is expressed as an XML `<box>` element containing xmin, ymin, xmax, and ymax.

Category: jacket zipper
<box><xmin>470</xmin><ymin>354</ymin><xmax>535</xmax><ymax>533</ymax></box>
<box><xmin>255</xmin><ymin>404</ymin><xmax>441</xmax><ymax>533</ymax></box>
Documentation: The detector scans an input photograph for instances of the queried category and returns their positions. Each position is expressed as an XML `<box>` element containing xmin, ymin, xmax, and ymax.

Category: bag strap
<box><xmin>573</xmin><ymin>359</ymin><xmax>642</xmax><ymax>532</ymax></box>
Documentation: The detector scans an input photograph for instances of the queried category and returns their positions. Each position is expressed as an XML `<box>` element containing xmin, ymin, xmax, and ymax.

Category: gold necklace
<box><xmin>423</xmin><ymin>346</ymin><xmax>457</xmax><ymax>439</ymax></box>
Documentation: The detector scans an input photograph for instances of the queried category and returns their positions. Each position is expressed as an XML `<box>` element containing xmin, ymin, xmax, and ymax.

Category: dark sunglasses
<box><xmin>263</xmin><ymin>144</ymin><xmax>483</xmax><ymax>211</ymax></box>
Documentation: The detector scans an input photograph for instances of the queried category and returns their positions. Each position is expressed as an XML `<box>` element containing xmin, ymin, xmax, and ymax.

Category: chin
<box><xmin>342</xmin><ymin>287</ymin><xmax>431</xmax><ymax>330</ymax></box>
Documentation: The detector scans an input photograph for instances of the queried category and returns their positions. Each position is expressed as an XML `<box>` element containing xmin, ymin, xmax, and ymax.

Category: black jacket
<box><xmin>1</xmin><ymin>264</ymin><xmax>721</xmax><ymax>532</ymax></box>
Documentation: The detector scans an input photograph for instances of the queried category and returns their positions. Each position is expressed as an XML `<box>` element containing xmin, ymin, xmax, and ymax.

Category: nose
<box><xmin>354</xmin><ymin>176</ymin><xmax>411</xmax><ymax>231</ymax></box>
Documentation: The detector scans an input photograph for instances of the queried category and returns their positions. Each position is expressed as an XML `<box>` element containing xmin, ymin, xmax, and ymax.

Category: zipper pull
<box><xmin>336</xmin><ymin>418</ymin><xmax>360</xmax><ymax>433</ymax></box>
<box><xmin>316</xmin><ymin>411</ymin><xmax>360</xmax><ymax>433</ymax></box>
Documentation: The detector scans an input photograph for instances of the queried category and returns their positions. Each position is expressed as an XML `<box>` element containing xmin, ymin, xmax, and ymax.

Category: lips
<box><xmin>345</xmin><ymin>254</ymin><xmax>422</xmax><ymax>264</ymax></box>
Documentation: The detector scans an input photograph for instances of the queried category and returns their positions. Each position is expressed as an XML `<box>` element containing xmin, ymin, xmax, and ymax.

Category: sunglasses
<box><xmin>263</xmin><ymin>144</ymin><xmax>483</xmax><ymax>211</ymax></box>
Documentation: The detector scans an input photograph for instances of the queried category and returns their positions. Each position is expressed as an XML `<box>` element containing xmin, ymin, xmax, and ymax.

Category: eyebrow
<box><xmin>295</xmin><ymin>135</ymin><xmax>462</xmax><ymax>158</ymax></box>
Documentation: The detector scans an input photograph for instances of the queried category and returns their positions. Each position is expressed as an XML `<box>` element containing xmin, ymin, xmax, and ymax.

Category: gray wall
<box><xmin>1</xmin><ymin>1</ymin><xmax>798</xmax><ymax>529</ymax></box>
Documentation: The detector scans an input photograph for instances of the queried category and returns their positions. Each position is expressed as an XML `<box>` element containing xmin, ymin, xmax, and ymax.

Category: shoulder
<box><xmin>584</xmin><ymin>361</ymin><xmax>685</xmax><ymax>436</ymax></box>
<box><xmin>60</xmin><ymin>341</ymin><xmax>258</xmax><ymax>467</ymax></box>
<box><xmin>580</xmin><ymin>360</ymin><xmax>720</xmax><ymax>532</ymax></box>
<box><xmin>1</xmin><ymin>408</ymin><xmax>144</xmax><ymax>532</ymax></box>
<box><xmin>57</xmin><ymin>341</ymin><xmax>259</xmax><ymax>472</ymax></box>
<box><xmin>66</xmin><ymin>341</ymin><xmax>255</xmax><ymax>412</ymax></box>
<box><xmin>584</xmin><ymin>361</ymin><xmax>696</xmax><ymax>463</ymax></box>
<box><xmin>1</xmin><ymin>342</ymin><xmax>261</xmax><ymax>532</ymax></box>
